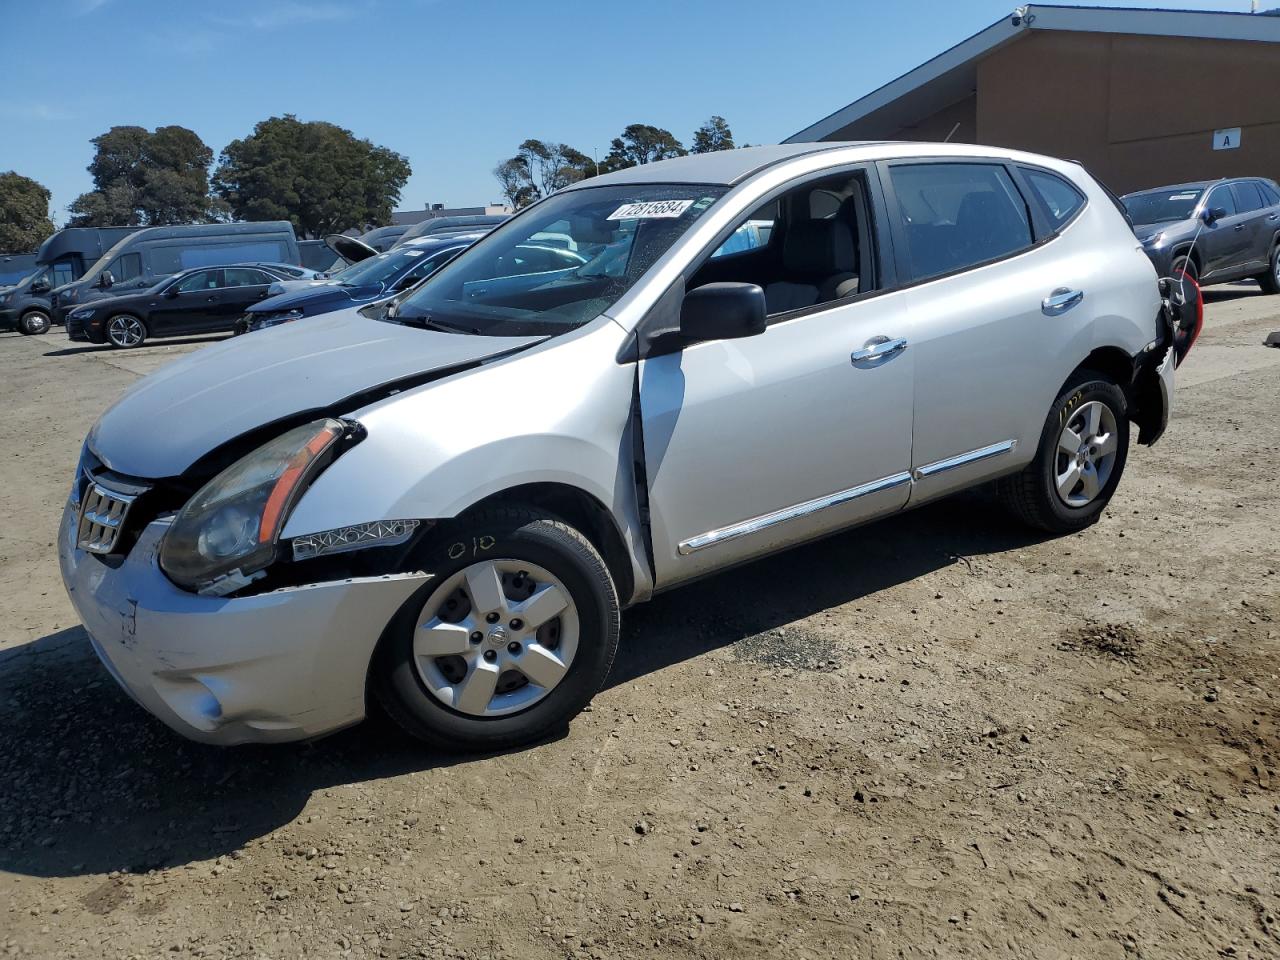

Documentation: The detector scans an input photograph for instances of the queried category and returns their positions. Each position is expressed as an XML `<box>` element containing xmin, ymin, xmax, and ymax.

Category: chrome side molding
<box><xmin>912</xmin><ymin>439</ymin><xmax>1016</xmax><ymax>480</ymax></box>
<box><xmin>677</xmin><ymin>439</ymin><xmax>1017</xmax><ymax>556</ymax></box>
<box><xmin>677</xmin><ymin>471</ymin><xmax>912</xmax><ymax>555</ymax></box>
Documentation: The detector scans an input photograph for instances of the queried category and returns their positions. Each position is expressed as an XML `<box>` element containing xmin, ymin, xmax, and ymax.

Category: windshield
<box><xmin>393</xmin><ymin>184</ymin><xmax>728</xmax><ymax>336</ymax></box>
<box><xmin>332</xmin><ymin>247</ymin><xmax>433</xmax><ymax>287</ymax></box>
<box><xmin>1123</xmin><ymin>188</ymin><xmax>1204</xmax><ymax>225</ymax></box>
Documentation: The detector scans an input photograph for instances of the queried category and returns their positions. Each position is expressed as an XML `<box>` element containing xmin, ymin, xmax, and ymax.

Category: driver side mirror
<box><xmin>1202</xmin><ymin>206</ymin><xmax>1227</xmax><ymax>224</ymax></box>
<box><xmin>680</xmin><ymin>282</ymin><xmax>767</xmax><ymax>342</ymax></box>
<box><xmin>98</xmin><ymin>271</ymin><xmax>115</xmax><ymax>289</ymax></box>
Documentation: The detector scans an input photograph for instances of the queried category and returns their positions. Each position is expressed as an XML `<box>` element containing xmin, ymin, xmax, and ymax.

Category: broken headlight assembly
<box><xmin>159</xmin><ymin>419</ymin><xmax>347</xmax><ymax>594</ymax></box>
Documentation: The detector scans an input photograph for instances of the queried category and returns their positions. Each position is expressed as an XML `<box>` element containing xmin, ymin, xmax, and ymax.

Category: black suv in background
<box><xmin>1122</xmin><ymin>177</ymin><xmax>1280</xmax><ymax>293</ymax></box>
<box><xmin>66</xmin><ymin>264</ymin><xmax>301</xmax><ymax>348</ymax></box>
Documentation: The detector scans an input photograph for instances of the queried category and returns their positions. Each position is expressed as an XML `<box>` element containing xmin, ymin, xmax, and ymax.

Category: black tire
<box><xmin>1256</xmin><ymin>245</ymin><xmax>1280</xmax><ymax>295</ymax></box>
<box><xmin>1171</xmin><ymin>255</ymin><xmax>1199</xmax><ymax>287</ymax></box>
<box><xmin>371</xmin><ymin>507</ymin><xmax>620</xmax><ymax>752</ymax></box>
<box><xmin>998</xmin><ymin>371</ymin><xmax>1130</xmax><ymax>534</ymax></box>
<box><xmin>105</xmin><ymin>314</ymin><xmax>147</xmax><ymax>349</ymax></box>
<box><xmin>18</xmin><ymin>311</ymin><xmax>50</xmax><ymax>336</ymax></box>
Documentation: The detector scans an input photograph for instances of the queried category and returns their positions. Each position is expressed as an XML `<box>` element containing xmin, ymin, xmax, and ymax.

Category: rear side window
<box><xmin>224</xmin><ymin>267</ymin><xmax>272</xmax><ymax>287</ymax></box>
<box><xmin>1022</xmin><ymin>169</ymin><xmax>1086</xmax><ymax>229</ymax></box>
<box><xmin>1231</xmin><ymin>181</ymin><xmax>1265</xmax><ymax>213</ymax></box>
<box><xmin>889</xmin><ymin>163</ymin><xmax>1033</xmax><ymax>281</ymax></box>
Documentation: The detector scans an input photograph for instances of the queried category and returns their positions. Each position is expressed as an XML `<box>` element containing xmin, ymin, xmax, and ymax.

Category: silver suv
<box><xmin>60</xmin><ymin>143</ymin><xmax>1180</xmax><ymax>751</ymax></box>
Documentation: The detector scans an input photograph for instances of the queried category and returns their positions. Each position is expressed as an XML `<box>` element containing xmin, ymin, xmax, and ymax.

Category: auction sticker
<box><xmin>607</xmin><ymin>199</ymin><xmax>695</xmax><ymax>221</ymax></box>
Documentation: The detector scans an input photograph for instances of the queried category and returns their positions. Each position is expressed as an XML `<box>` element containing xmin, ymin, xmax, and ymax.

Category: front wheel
<box><xmin>1256</xmin><ymin>246</ymin><xmax>1280</xmax><ymax>295</ymax></box>
<box><xmin>105</xmin><ymin>314</ymin><xmax>147</xmax><ymax>348</ymax></box>
<box><xmin>371</xmin><ymin>508</ymin><xmax>620</xmax><ymax>752</ymax></box>
<box><xmin>998</xmin><ymin>372</ymin><xmax>1130</xmax><ymax>533</ymax></box>
<box><xmin>18</xmin><ymin>311</ymin><xmax>51</xmax><ymax>335</ymax></box>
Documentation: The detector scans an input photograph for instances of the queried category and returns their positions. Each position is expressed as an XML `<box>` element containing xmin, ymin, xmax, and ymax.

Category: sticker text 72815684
<box><xmin>606</xmin><ymin>199</ymin><xmax>695</xmax><ymax>221</ymax></box>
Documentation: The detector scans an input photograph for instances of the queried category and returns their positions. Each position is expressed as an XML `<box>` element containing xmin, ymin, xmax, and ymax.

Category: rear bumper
<box><xmin>58</xmin><ymin>501</ymin><xmax>429</xmax><ymax>745</ymax></box>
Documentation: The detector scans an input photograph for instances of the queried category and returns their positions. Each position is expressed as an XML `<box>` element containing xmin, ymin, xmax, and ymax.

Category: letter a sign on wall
<box><xmin>1213</xmin><ymin>128</ymin><xmax>1241</xmax><ymax>151</ymax></box>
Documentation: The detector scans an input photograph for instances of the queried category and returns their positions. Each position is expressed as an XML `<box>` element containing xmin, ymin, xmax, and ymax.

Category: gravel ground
<box><xmin>2</xmin><ymin>287</ymin><xmax>1279</xmax><ymax>960</ymax></box>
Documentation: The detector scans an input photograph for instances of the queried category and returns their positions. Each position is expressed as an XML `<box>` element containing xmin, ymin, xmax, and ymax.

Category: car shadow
<box><xmin>1201</xmin><ymin>283</ymin><xmax>1261</xmax><ymax>304</ymax></box>
<box><xmin>0</xmin><ymin>491</ymin><xmax>1043</xmax><ymax>880</ymax></box>
<box><xmin>43</xmin><ymin>335</ymin><xmax>229</xmax><ymax>357</ymax></box>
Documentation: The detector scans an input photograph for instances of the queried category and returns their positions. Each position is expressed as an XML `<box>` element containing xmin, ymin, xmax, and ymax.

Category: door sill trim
<box><xmin>912</xmin><ymin>439</ymin><xmax>1016</xmax><ymax>480</ymax></box>
<box><xmin>677</xmin><ymin>471</ymin><xmax>912</xmax><ymax>555</ymax></box>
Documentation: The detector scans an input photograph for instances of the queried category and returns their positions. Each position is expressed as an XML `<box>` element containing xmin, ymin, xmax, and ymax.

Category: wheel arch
<box><xmin>1069</xmin><ymin>344</ymin><xmax>1167</xmax><ymax>446</ymax></box>
<box><xmin>1170</xmin><ymin>243</ymin><xmax>1201</xmax><ymax>274</ymax></box>
<box><xmin>455</xmin><ymin>482</ymin><xmax>637</xmax><ymax>608</ymax></box>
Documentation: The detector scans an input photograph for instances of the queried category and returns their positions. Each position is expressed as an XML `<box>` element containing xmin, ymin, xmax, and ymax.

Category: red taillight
<box><xmin>1172</xmin><ymin>269</ymin><xmax>1203</xmax><ymax>369</ymax></box>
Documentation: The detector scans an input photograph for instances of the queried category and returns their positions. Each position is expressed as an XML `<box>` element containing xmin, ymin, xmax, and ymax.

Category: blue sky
<box><xmin>0</xmin><ymin>0</ymin><xmax>1259</xmax><ymax>224</ymax></box>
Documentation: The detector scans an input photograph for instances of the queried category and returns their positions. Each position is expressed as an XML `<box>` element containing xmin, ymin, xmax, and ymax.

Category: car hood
<box><xmin>88</xmin><ymin>310</ymin><xmax>542</xmax><ymax>479</ymax></box>
<box><xmin>1133</xmin><ymin>220</ymin><xmax>1192</xmax><ymax>238</ymax></box>
<box><xmin>248</xmin><ymin>282</ymin><xmax>379</xmax><ymax>314</ymax></box>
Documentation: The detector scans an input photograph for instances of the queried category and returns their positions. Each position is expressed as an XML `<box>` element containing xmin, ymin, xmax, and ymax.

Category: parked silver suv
<box><xmin>59</xmin><ymin>143</ymin><xmax>1180</xmax><ymax>751</ymax></box>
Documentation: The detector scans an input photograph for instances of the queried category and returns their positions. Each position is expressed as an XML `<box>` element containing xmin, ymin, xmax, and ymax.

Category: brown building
<box><xmin>786</xmin><ymin>4</ymin><xmax>1280</xmax><ymax>195</ymax></box>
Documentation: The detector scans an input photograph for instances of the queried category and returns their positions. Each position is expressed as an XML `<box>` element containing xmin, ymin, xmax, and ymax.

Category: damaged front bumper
<box><xmin>58</xmin><ymin>500</ymin><xmax>429</xmax><ymax>745</ymax></box>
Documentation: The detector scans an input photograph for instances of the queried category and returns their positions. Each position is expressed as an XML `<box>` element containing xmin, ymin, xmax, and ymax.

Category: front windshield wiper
<box><xmin>397</xmin><ymin>314</ymin><xmax>481</xmax><ymax>335</ymax></box>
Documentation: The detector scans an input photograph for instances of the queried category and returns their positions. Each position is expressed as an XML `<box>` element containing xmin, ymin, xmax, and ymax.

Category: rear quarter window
<box><xmin>1021</xmin><ymin>169</ymin><xmax>1087</xmax><ymax>230</ymax></box>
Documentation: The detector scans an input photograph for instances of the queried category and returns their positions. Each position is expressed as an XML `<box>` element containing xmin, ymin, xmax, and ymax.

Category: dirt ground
<box><xmin>2</xmin><ymin>287</ymin><xmax>1280</xmax><ymax>960</ymax></box>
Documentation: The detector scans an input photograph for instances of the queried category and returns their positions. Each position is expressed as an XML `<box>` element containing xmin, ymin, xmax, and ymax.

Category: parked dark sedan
<box><xmin>234</xmin><ymin>234</ymin><xmax>484</xmax><ymax>334</ymax></box>
<box><xmin>66</xmin><ymin>264</ymin><xmax>305</xmax><ymax>348</ymax></box>
<box><xmin>1123</xmin><ymin>178</ymin><xmax>1280</xmax><ymax>293</ymax></box>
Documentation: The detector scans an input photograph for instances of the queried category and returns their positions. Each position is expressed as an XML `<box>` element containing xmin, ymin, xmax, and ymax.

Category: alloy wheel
<box><xmin>106</xmin><ymin>316</ymin><xmax>144</xmax><ymax>347</ymax></box>
<box><xmin>1273</xmin><ymin>253</ymin><xmax>1280</xmax><ymax>287</ymax></box>
<box><xmin>413</xmin><ymin>559</ymin><xmax>579</xmax><ymax>717</ymax></box>
<box><xmin>1055</xmin><ymin>400</ymin><xmax>1119</xmax><ymax>508</ymax></box>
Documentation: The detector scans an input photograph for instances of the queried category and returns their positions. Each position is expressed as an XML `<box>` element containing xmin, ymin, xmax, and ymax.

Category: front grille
<box><xmin>77</xmin><ymin>480</ymin><xmax>139</xmax><ymax>554</ymax></box>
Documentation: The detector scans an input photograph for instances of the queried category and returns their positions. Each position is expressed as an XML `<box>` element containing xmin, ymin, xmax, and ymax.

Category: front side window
<box><xmin>1205</xmin><ymin>184</ymin><xmax>1237</xmax><ymax>217</ymax></box>
<box><xmin>110</xmin><ymin>252</ymin><xmax>142</xmax><ymax>282</ymax></box>
<box><xmin>394</xmin><ymin>185</ymin><xmax>728</xmax><ymax>336</ymax></box>
<box><xmin>51</xmin><ymin>262</ymin><xmax>75</xmax><ymax>288</ymax></box>
<box><xmin>175</xmin><ymin>270</ymin><xmax>221</xmax><ymax>293</ymax></box>
<box><xmin>1023</xmin><ymin>169</ymin><xmax>1086</xmax><ymax>229</ymax></box>
<box><xmin>890</xmin><ymin>163</ymin><xmax>1032</xmax><ymax>281</ymax></box>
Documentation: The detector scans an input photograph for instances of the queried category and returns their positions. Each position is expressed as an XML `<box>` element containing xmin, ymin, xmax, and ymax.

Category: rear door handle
<box><xmin>851</xmin><ymin>336</ymin><xmax>908</xmax><ymax>366</ymax></box>
<box><xmin>1234</xmin><ymin>223</ymin><xmax>1246</xmax><ymax>232</ymax></box>
<box><xmin>1042</xmin><ymin>288</ymin><xmax>1084</xmax><ymax>314</ymax></box>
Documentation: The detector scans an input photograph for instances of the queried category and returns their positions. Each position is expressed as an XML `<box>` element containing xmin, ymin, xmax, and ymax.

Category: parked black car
<box><xmin>234</xmin><ymin>234</ymin><xmax>484</xmax><ymax>334</ymax></box>
<box><xmin>1123</xmin><ymin>177</ymin><xmax>1280</xmax><ymax>293</ymax></box>
<box><xmin>66</xmin><ymin>264</ymin><xmax>305</xmax><ymax>348</ymax></box>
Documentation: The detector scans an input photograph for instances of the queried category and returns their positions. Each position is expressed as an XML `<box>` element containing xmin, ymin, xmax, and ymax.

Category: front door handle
<box><xmin>1042</xmin><ymin>288</ymin><xmax>1084</xmax><ymax>314</ymax></box>
<box><xmin>851</xmin><ymin>336</ymin><xmax>908</xmax><ymax>366</ymax></box>
<box><xmin>1234</xmin><ymin>223</ymin><xmax>1246</xmax><ymax>232</ymax></box>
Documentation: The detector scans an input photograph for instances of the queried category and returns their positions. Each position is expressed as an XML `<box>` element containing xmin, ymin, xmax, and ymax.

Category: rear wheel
<box><xmin>371</xmin><ymin>508</ymin><xmax>620</xmax><ymax>752</ymax></box>
<box><xmin>105</xmin><ymin>314</ymin><xmax>147</xmax><ymax>349</ymax></box>
<box><xmin>998</xmin><ymin>372</ymin><xmax>1129</xmax><ymax>533</ymax></box>
<box><xmin>1256</xmin><ymin>245</ymin><xmax>1280</xmax><ymax>295</ymax></box>
<box><xmin>18</xmin><ymin>311</ymin><xmax>50</xmax><ymax>335</ymax></box>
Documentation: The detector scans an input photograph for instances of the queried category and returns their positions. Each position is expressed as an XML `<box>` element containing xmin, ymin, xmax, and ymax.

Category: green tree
<box><xmin>493</xmin><ymin>156</ymin><xmax>537</xmax><ymax>210</ymax></box>
<box><xmin>691</xmin><ymin>116</ymin><xmax>735</xmax><ymax>154</ymax></box>
<box><xmin>213</xmin><ymin>116</ymin><xmax>411</xmax><ymax>238</ymax></box>
<box><xmin>601</xmin><ymin>124</ymin><xmax>686</xmax><ymax>171</ymax></box>
<box><xmin>0</xmin><ymin>172</ymin><xmax>56</xmax><ymax>253</ymax></box>
<box><xmin>518</xmin><ymin>139</ymin><xmax>593</xmax><ymax>195</ymax></box>
<box><xmin>68</xmin><ymin>125</ymin><xmax>215</xmax><ymax>226</ymax></box>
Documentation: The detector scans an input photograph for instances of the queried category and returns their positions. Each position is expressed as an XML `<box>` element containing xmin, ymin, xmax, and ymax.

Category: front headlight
<box><xmin>0</xmin><ymin>292</ymin><xmax>11</xmax><ymax>305</ymax></box>
<box><xmin>69</xmin><ymin>307</ymin><xmax>95</xmax><ymax>320</ymax></box>
<box><xmin>256</xmin><ymin>308</ymin><xmax>305</xmax><ymax>330</ymax></box>
<box><xmin>1140</xmin><ymin>231</ymin><xmax>1165</xmax><ymax>247</ymax></box>
<box><xmin>159</xmin><ymin>419</ymin><xmax>347</xmax><ymax>593</ymax></box>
